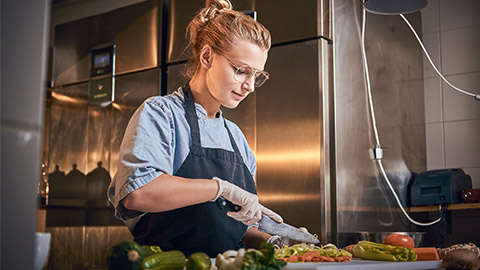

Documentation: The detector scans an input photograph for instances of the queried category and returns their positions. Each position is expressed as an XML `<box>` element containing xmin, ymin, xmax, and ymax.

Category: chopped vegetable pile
<box><xmin>216</xmin><ymin>242</ymin><xmax>287</xmax><ymax>270</ymax></box>
<box><xmin>274</xmin><ymin>243</ymin><xmax>352</xmax><ymax>263</ymax></box>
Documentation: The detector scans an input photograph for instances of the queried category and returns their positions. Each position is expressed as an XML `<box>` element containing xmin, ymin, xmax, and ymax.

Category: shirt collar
<box><xmin>177</xmin><ymin>87</ymin><xmax>223</xmax><ymax>119</ymax></box>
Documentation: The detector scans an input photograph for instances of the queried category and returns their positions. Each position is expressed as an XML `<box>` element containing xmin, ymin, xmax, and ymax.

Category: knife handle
<box><xmin>220</xmin><ymin>197</ymin><xmax>241</xmax><ymax>212</ymax></box>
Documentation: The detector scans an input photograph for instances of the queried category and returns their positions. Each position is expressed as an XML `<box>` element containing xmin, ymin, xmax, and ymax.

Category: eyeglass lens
<box><xmin>233</xmin><ymin>66</ymin><xmax>268</xmax><ymax>87</ymax></box>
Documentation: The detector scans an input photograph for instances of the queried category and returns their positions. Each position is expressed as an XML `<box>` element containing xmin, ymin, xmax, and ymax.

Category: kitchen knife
<box><xmin>221</xmin><ymin>198</ymin><xmax>320</xmax><ymax>244</ymax></box>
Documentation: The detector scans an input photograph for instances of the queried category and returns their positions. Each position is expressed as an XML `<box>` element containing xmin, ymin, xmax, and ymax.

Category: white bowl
<box><xmin>34</xmin><ymin>232</ymin><xmax>51</xmax><ymax>270</ymax></box>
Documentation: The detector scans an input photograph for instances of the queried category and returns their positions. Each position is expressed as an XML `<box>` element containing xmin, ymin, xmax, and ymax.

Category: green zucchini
<box><xmin>141</xmin><ymin>250</ymin><xmax>186</xmax><ymax>270</ymax></box>
<box><xmin>107</xmin><ymin>241</ymin><xmax>143</xmax><ymax>270</ymax></box>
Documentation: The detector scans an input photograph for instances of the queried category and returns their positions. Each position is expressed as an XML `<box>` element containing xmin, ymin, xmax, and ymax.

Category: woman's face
<box><xmin>205</xmin><ymin>39</ymin><xmax>268</xmax><ymax>109</ymax></box>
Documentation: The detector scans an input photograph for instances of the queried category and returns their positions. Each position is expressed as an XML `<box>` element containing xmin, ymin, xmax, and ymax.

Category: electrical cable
<box><xmin>400</xmin><ymin>14</ymin><xmax>480</xmax><ymax>101</ymax></box>
<box><xmin>361</xmin><ymin>7</ymin><xmax>442</xmax><ymax>226</ymax></box>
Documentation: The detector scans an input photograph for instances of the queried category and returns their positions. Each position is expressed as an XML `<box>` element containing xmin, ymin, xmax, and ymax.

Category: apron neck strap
<box><xmin>183</xmin><ymin>84</ymin><xmax>242</xmax><ymax>155</ymax></box>
<box><xmin>183</xmin><ymin>85</ymin><xmax>202</xmax><ymax>147</ymax></box>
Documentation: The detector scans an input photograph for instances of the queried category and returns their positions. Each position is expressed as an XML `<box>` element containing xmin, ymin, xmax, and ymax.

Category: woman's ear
<box><xmin>199</xmin><ymin>45</ymin><xmax>213</xmax><ymax>69</ymax></box>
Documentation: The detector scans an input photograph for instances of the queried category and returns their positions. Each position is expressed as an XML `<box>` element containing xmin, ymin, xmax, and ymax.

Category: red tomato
<box><xmin>383</xmin><ymin>233</ymin><xmax>415</xmax><ymax>249</ymax></box>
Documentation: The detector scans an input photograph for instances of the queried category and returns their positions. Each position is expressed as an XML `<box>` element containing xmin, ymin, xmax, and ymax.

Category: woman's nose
<box><xmin>242</xmin><ymin>76</ymin><xmax>255</xmax><ymax>93</ymax></box>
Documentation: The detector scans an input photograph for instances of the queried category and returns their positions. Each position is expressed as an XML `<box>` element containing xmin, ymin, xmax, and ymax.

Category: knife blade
<box><xmin>221</xmin><ymin>198</ymin><xmax>320</xmax><ymax>244</ymax></box>
<box><xmin>257</xmin><ymin>214</ymin><xmax>320</xmax><ymax>244</ymax></box>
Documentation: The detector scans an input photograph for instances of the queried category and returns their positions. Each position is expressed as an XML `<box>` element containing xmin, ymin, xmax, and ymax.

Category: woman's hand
<box><xmin>212</xmin><ymin>177</ymin><xmax>283</xmax><ymax>226</ymax></box>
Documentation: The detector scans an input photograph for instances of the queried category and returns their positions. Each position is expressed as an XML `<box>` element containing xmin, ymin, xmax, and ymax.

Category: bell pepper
<box><xmin>352</xmin><ymin>241</ymin><xmax>417</xmax><ymax>262</ymax></box>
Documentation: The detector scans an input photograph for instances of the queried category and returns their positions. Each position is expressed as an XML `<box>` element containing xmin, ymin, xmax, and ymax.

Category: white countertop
<box><xmin>283</xmin><ymin>259</ymin><xmax>443</xmax><ymax>270</ymax></box>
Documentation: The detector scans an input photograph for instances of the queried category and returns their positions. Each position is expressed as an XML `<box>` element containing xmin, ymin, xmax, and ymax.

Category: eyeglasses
<box><xmin>222</xmin><ymin>55</ymin><xmax>270</xmax><ymax>87</ymax></box>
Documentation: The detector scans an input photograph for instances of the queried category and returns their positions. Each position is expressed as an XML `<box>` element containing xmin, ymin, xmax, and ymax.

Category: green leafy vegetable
<box><xmin>242</xmin><ymin>242</ymin><xmax>286</xmax><ymax>270</ymax></box>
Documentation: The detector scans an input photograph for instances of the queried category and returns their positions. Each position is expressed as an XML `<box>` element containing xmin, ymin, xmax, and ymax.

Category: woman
<box><xmin>108</xmin><ymin>0</ymin><xmax>283</xmax><ymax>257</ymax></box>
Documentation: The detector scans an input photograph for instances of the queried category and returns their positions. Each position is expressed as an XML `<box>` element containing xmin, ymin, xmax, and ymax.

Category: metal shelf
<box><xmin>410</xmin><ymin>202</ymin><xmax>480</xmax><ymax>212</ymax></box>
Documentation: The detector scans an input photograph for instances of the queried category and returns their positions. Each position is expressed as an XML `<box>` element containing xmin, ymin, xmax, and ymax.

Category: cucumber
<box><xmin>141</xmin><ymin>245</ymin><xmax>162</xmax><ymax>258</ymax></box>
<box><xmin>141</xmin><ymin>250</ymin><xmax>186</xmax><ymax>270</ymax></box>
<box><xmin>186</xmin><ymin>252</ymin><xmax>211</xmax><ymax>270</ymax></box>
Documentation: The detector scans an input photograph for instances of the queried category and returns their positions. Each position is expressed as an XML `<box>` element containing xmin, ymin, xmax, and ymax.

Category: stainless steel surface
<box><xmin>256</xmin><ymin>0</ymin><xmax>319</xmax><ymax>44</ymax></box>
<box><xmin>47</xmin><ymin>70</ymin><xmax>159</xmax><ymax>226</ymax></box>
<box><xmin>168</xmin><ymin>0</ymin><xmax>255</xmax><ymax>63</ymax></box>
<box><xmin>110</xmin><ymin>69</ymin><xmax>160</xmax><ymax>176</ymax></box>
<box><xmin>45</xmin><ymin>226</ymin><xmax>133</xmax><ymax>270</ymax></box>
<box><xmin>167</xmin><ymin>0</ymin><xmax>204</xmax><ymax>63</ymax></box>
<box><xmin>258</xmin><ymin>215</ymin><xmax>320</xmax><ymax>244</ymax></box>
<box><xmin>256</xmin><ymin>38</ymin><xmax>326</xmax><ymax>241</ymax></box>
<box><xmin>320</xmin><ymin>0</ymin><xmax>333</xmax><ymax>40</ymax></box>
<box><xmin>364</xmin><ymin>0</ymin><xmax>428</xmax><ymax>15</ymax></box>
<box><xmin>49</xmin><ymin>83</ymin><xmax>89</xmax><ymax>176</ymax></box>
<box><xmin>53</xmin><ymin>0</ymin><xmax>158</xmax><ymax>86</ymax></box>
<box><xmin>167</xmin><ymin>0</ymin><xmax>324</xmax><ymax>61</ymax></box>
<box><xmin>333</xmin><ymin>0</ymin><xmax>426</xmax><ymax>244</ymax></box>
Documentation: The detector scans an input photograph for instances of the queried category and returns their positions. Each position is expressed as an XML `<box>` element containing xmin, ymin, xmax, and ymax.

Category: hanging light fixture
<box><xmin>364</xmin><ymin>0</ymin><xmax>428</xmax><ymax>15</ymax></box>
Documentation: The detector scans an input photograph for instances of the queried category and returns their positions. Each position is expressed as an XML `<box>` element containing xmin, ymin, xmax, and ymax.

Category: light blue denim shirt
<box><xmin>108</xmin><ymin>87</ymin><xmax>257</xmax><ymax>230</ymax></box>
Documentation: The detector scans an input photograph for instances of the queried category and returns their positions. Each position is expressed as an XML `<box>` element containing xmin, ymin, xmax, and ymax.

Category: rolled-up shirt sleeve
<box><xmin>108</xmin><ymin>97</ymin><xmax>175</xmax><ymax>221</ymax></box>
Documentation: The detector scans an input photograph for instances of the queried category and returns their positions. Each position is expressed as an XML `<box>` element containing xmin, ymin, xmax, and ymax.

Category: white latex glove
<box><xmin>212</xmin><ymin>177</ymin><xmax>283</xmax><ymax>226</ymax></box>
<box><xmin>266</xmin><ymin>227</ymin><xmax>309</xmax><ymax>247</ymax></box>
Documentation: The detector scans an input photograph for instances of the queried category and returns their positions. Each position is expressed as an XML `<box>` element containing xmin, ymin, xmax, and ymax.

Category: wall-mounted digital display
<box><xmin>93</xmin><ymin>52</ymin><xmax>111</xmax><ymax>69</ymax></box>
<box><xmin>90</xmin><ymin>45</ymin><xmax>115</xmax><ymax>77</ymax></box>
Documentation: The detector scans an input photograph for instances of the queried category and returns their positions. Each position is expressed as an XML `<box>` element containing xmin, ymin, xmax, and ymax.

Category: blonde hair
<box><xmin>184</xmin><ymin>0</ymin><xmax>271</xmax><ymax>78</ymax></box>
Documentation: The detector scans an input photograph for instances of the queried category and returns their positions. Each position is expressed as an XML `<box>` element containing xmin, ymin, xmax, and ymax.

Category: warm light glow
<box><xmin>150</xmin><ymin>9</ymin><xmax>158</xmax><ymax>66</ymax></box>
<box><xmin>167</xmin><ymin>1</ymin><xmax>176</xmax><ymax>61</ymax></box>
<box><xmin>256</xmin><ymin>149</ymin><xmax>320</xmax><ymax>164</ymax></box>
<box><xmin>259</xmin><ymin>193</ymin><xmax>320</xmax><ymax>203</ymax></box>
<box><xmin>112</xmin><ymin>102</ymin><xmax>122</xmax><ymax>110</ymax></box>
<box><xmin>51</xmin><ymin>92</ymin><xmax>87</xmax><ymax>105</ymax></box>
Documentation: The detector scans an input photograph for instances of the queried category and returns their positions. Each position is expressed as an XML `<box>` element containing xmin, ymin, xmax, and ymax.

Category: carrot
<box><xmin>288</xmin><ymin>255</ymin><xmax>305</xmax><ymax>262</ymax></box>
<box><xmin>303</xmin><ymin>251</ymin><xmax>320</xmax><ymax>262</ymax></box>
<box><xmin>412</xmin><ymin>247</ymin><xmax>440</xmax><ymax>261</ymax></box>
<box><xmin>318</xmin><ymin>256</ymin><xmax>335</xmax><ymax>262</ymax></box>
<box><xmin>287</xmin><ymin>255</ymin><xmax>298</xmax><ymax>262</ymax></box>
<box><xmin>334</xmin><ymin>256</ymin><xmax>352</xmax><ymax>262</ymax></box>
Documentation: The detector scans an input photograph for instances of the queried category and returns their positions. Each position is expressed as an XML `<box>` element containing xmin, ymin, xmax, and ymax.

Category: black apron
<box><xmin>132</xmin><ymin>86</ymin><xmax>257</xmax><ymax>257</ymax></box>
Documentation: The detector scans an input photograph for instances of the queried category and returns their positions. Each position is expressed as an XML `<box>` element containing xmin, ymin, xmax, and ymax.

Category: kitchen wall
<box><xmin>422</xmin><ymin>0</ymin><xmax>480</xmax><ymax>187</ymax></box>
<box><xmin>334</xmin><ymin>0</ymin><xmax>480</xmax><ymax>248</ymax></box>
<box><xmin>333</xmin><ymin>0</ymin><xmax>427</xmax><ymax>243</ymax></box>
<box><xmin>420</xmin><ymin>0</ymin><xmax>480</xmax><ymax>248</ymax></box>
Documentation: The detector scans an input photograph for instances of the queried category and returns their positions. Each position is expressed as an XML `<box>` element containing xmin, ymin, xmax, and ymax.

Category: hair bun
<box><xmin>205</xmin><ymin>0</ymin><xmax>232</xmax><ymax>11</ymax></box>
<box><xmin>200</xmin><ymin>0</ymin><xmax>232</xmax><ymax>24</ymax></box>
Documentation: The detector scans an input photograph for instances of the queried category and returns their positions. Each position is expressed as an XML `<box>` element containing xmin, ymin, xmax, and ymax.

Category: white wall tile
<box><xmin>421</xmin><ymin>0</ymin><xmax>439</xmax><ymax>33</ymax></box>
<box><xmin>443</xmin><ymin>72</ymin><xmax>480</xmax><ymax>122</ymax></box>
<box><xmin>422</xmin><ymin>32</ymin><xmax>442</xmax><ymax>79</ymax></box>
<box><xmin>441</xmin><ymin>25</ymin><xmax>480</xmax><ymax>75</ymax></box>
<box><xmin>426</xmin><ymin>122</ymin><xmax>445</xmax><ymax>169</ymax></box>
<box><xmin>439</xmin><ymin>0</ymin><xmax>480</xmax><ymax>31</ymax></box>
<box><xmin>444</xmin><ymin>120</ymin><xmax>480</xmax><ymax>168</ymax></box>
<box><xmin>463</xmin><ymin>167</ymin><xmax>480</xmax><ymax>189</ymax></box>
<box><xmin>424</xmin><ymin>77</ymin><xmax>443</xmax><ymax>123</ymax></box>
